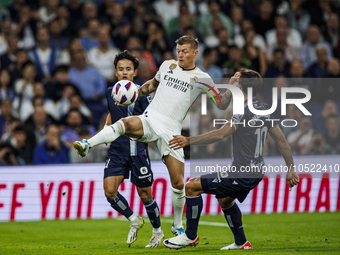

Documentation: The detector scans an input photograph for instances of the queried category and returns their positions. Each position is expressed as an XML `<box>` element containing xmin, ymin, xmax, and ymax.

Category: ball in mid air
<box><xmin>112</xmin><ymin>80</ymin><xmax>138</xmax><ymax>106</ymax></box>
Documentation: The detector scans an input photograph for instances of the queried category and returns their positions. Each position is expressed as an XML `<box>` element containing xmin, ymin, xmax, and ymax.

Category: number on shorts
<box><xmin>105</xmin><ymin>158</ymin><xmax>110</xmax><ymax>168</ymax></box>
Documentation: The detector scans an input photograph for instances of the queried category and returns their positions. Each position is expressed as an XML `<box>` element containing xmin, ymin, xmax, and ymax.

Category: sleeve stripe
<box><xmin>154</xmin><ymin>76</ymin><xmax>160</xmax><ymax>82</ymax></box>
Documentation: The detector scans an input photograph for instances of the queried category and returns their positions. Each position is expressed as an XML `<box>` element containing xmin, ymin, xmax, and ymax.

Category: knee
<box><xmin>137</xmin><ymin>187</ymin><xmax>152</xmax><ymax>203</ymax></box>
<box><xmin>171</xmin><ymin>181</ymin><xmax>184</xmax><ymax>191</ymax></box>
<box><xmin>105</xmin><ymin>189</ymin><xmax>118</xmax><ymax>201</ymax></box>
<box><xmin>120</xmin><ymin>118</ymin><xmax>130</xmax><ymax>132</ymax></box>
<box><xmin>185</xmin><ymin>179</ymin><xmax>195</xmax><ymax>195</ymax></box>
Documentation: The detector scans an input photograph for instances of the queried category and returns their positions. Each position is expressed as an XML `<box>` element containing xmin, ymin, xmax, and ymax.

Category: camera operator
<box><xmin>0</xmin><ymin>142</ymin><xmax>25</xmax><ymax>166</ymax></box>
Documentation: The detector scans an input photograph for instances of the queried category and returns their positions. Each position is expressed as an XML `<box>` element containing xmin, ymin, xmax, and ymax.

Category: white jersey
<box><xmin>145</xmin><ymin>60</ymin><xmax>218</xmax><ymax>132</ymax></box>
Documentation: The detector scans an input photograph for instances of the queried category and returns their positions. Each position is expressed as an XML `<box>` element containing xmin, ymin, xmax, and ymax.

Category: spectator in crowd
<box><xmin>0</xmin><ymin>36</ymin><xmax>19</xmax><ymax>69</ymax></box>
<box><xmin>56</xmin><ymin>4</ymin><xmax>71</xmax><ymax>36</ymax></box>
<box><xmin>1</xmin><ymin>117</ymin><xmax>21</xmax><ymax>142</ymax></box>
<box><xmin>88</xmin><ymin>27</ymin><xmax>119</xmax><ymax>83</ymax></box>
<box><xmin>286</xmin><ymin>0</ymin><xmax>311</xmax><ymax>38</ymax></box>
<box><xmin>0</xmin><ymin>21</ymin><xmax>13</xmax><ymax>55</ymax></box>
<box><xmin>61</xmin><ymin>108</ymin><xmax>95</xmax><ymax>148</ymax></box>
<box><xmin>29</xmin><ymin>26</ymin><xmax>61</xmax><ymax>80</ymax></box>
<box><xmin>67</xmin><ymin>0</ymin><xmax>83</xmax><ymax>25</ymax></box>
<box><xmin>0</xmin><ymin>99</ymin><xmax>15</xmax><ymax>139</ymax></box>
<box><xmin>252</xmin><ymin>0</ymin><xmax>275</xmax><ymax>37</ymax></box>
<box><xmin>12</xmin><ymin>5</ymin><xmax>38</xmax><ymax>50</ymax></box>
<box><xmin>145</xmin><ymin>21</ymin><xmax>169</xmax><ymax>66</ymax></box>
<box><xmin>154</xmin><ymin>0</ymin><xmax>180</xmax><ymax>28</ymax></box>
<box><xmin>197</xmin><ymin>47</ymin><xmax>223</xmax><ymax>79</ymax></box>
<box><xmin>25</xmin><ymin>106</ymin><xmax>56</xmax><ymax>144</ymax></box>
<box><xmin>0</xmin><ymin>141</ymin><xmax>25</xmax><ymax>166</ymax></box>
<box><xmin>321</xmin><ymin>100</ymin><xmax>338</xmax><ymax>120</ymax></box>
<box><xmin>33</xmin><ymin>124</ymin><xmax>69</xmax><ymax>164</ymax></box>
<box><xmin>0</xmin><ymin>69</ymin><xmax>16</xmax><ymax>102</ymax></box>
<box><xmin>234</xmin><ymin>19</ymin><xmax>267</xmax><ymax>51</ymax></box>
<box><xmin>167</xmin><ymin>2</ymin><xmax>197</xmax><ymax>37</ymax></box>
<box><xmin>265</xmin><ymin>49</ymin><xmax>291</xmax><ymax>78</ymax></box>
<box><xmin>242</xmin><ymin>29</ymin><xmax>267</xmax><ymax>76</ymax></box>
<box><xmin>230</xmin><ymin>6</ymin><xmax>243</xmax><ymax>37</ymax></box>
<box><xmin>287</xmin><ymin>116</ymin><xmax>314</xmax><ymax>155</ymax></box>
<box><xmin>80</xmin><ymin>18</ymin><xmax>100</xmax><ymax>51</ymax></box>
<box><xmin>112</xmin><ymin>17</ymin><xmax>132</xmax><ymax>51</ymax></box>
<box><xmin>71</xmin><ymin>1</ymin><xmax>99</xmax><ymax>36</ymax></box>
<box><xmin>216</xmin><ymin>28</ymin><xmax>230</xmax><ymax>67</ymax></box>
<box><xmin>44</xmin><ymin>64</ymin><xmax>79</xmax><ymax>102</ymax></box>
<box><xmin>137</xmin><ymin>60</ymin><xmax>154</xmax><ymax>84</ymax></box>
<box><xmin>15</xmin><ymin>82</ymin><xmax>56</xmax><ymax>122</ymax></box>
<box><xmin>59</xmin><ymin>37</ymin><xmax>83</xmax><ymax>65</ymax></box>
<box><xmin>169</xmin><ymin>14</ymin><xmax>194</xmax><ymax>49</ymax></box>
<box><xmin>199</xmin><ymin>0</ymin><xmax>233</xmax><ymax>38</ymax></box>
<box><xmin>300</xmin><ymin>25</ymin><xmax>333</xmax><ymax>69</ymax></box>
<box><xmin>14</xmin><ymin>61</ymin><xmax>39</xmax><ymax>103</ymax></box>
<box><xmin>265</xmin><ymin>15</ymin><xmax>302</xmax><ymax>49</ymax></box>
<box><xmin>266</xmin><ymin>27</ymin><xmax>300</xmax><ymax>63</ymax></box>
<box><xmin>324</xmin><ymin>115</ymin><xmax>340</xmax><ymax>154</ymax></box>
<box><xmin>204</xmin><ymin>16</ymin><xmax>225</xmax><ymax>48</ymax></box>
<box><xmin>223</xmin><ymin>45</ymin><xmax>251</xmax><ymax>77</ymax></box>
<box><xmin>305</xmin><ymin>45</ymin><xmax>330</xmax><ymax>78</ymax></box>
<box><xmin>48</xmin><ymin>18</ymin><xmax>68</xmax><ymax>50</ymax></box>
<box><xmin>68</xmin><ymin>49</ymin><xmax>106</xmax><ymax>101</ymax></box>
<box><xmin>11</xmin><ymin>124</ymin><xmax>35</xmax><ymax>164</ymax></box>
<box><xmin>69</xmin><ymin>127</ymin><xmax>106</xmax><ymax>163</ymax></box>
<box><xmin>38</xmin><ymin>0</ymin><xmax>59</xmax><ymax>23</ymax></box>
<box><xmin>68</xmin><ymin>49</ymin><xmax>106</xmax><ymax>127</ymax></box>
<box><xmin>322</xmin><ymin>12</ymin><xmax>340</xmax><ymax>57</ymax></box>
<box><xmin>307</xmin><ymin>132</ymin><xmax>325</xmax><ymax>155</ymax></box>
<box><xmin>56</xmin><ymin>87</ymin><xmax>91</xmax><ymax>122</ymax></box>
<box><xmin>9</xmin><ymin>48</ymin><xmax>28</xmax><ymax>82</ymax></box>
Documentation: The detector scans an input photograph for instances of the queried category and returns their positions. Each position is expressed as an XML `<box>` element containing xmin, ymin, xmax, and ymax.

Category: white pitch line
<box><xmin>115</xmin><ymin>217</ymin><xmax>230</xmax><ymax>227</ymax></box>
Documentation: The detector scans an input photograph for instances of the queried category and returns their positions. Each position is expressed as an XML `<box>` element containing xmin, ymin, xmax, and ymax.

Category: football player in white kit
<box><xmin>74</xmin><ymin>35</ymin><xmax>234</xmax><ymax>237</ymax></box>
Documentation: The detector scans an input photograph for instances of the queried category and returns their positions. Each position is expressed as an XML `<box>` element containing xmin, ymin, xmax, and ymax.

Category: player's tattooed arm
<box><xmin>138</xmin><ymin>78</ymin><xmax>160</xmax><ymax>98</ymax></box>
<box><xmin>213</xmin><ymin>90</ymin><xmax>232</xmax><ymax>110</ymax></box>
<box><xmin>169</xmin><ymin>124</ymin><xmax>235</xmax><ymax>150</ymax></box>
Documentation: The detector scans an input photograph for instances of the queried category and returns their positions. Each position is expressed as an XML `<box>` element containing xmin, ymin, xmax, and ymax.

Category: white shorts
<box><xmin>137</xmin><ymin>113</ymin><xmax>185</xmax><ymax>164</ymax></box>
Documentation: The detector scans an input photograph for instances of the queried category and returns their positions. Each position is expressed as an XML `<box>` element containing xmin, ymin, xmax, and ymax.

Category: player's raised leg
<box><xmin>137</xmin><ymin>186</ymin><xmax>164</xmax><ymax>247</ymax></box>
<box><xmin>73</xmin><ymin>116</ymin><xmax>144</xmax><ymax>157</ymax></box>
<box><xmin>163</xmin><ymin>177</ymin><xmax>203</xmax><ymax>249</ymax></box>
<box><xmin>164</xmin><ymin>155</ymin><xmax>185</xmax><ymax>235</ymax></box>
<box><xmin>104</xmin><ymin>175</ymin><xmax>144</xmax><ymax>245</ymax></box>
<box><xmin>218</xmin><ymin>197</ymin><xmax>253</xmax><ymax>250</ymax></box>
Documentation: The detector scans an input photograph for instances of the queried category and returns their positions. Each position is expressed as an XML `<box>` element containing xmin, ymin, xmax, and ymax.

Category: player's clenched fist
<box><xmin>286</xmin><ymin>171</ymin><xmax>299</xmax><ymax>191</ymax></box>
<box><xmin>169</xmin><ymin>135</ymin><xmax>190</xmax><ymax>150</ymax></box>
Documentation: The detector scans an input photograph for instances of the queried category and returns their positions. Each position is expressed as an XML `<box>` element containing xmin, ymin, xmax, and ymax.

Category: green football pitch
<box><xmin>1</xmin><ymin>212</ymin><xmax>339</xmax><ymax>254</ymax></box>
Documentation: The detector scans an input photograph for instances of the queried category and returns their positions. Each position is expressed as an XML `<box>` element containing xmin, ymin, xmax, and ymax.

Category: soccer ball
<box><xmin>112</xmin><ymin>80</ymin><xmax>138</xmax><ymax>106</ymax></box>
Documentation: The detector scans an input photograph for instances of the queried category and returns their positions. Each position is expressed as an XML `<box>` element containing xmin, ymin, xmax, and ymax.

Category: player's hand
<box><xmin>169</xmin><ymin>135</ymin><xmax>190</xmax><ymax>150</ymax></box>
<box><xmin>286</xmin><ymin>171</ymin><xmax>299</xmax><ymax>191</ymax></box>
<box><xmin>229</xmin><ymin>72</ymin><xmax>241</xmax><ymax>86</ymax></box>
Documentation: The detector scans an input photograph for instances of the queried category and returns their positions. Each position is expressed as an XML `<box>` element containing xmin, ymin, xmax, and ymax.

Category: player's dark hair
<box><xmin>239</xmin><ymin>69</ymin><xmax>263</xmax><ymax>96</ymax></box>
<box><xmin>114</xmin><ymin>50</ymin><xmax>139</xmax><ymax>70</ymax></box>
<box><xmin>175</xmin><ymin>35</ymin><xmax>199</xmax><ymax>50</ymax></box>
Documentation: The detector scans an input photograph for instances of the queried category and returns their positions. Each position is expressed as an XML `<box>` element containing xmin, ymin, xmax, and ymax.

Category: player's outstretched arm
<box><xmin>269</xmin><ymin>126</ymin><xmax>299</xmax><ymax>190</ymax></box>
<box><xmin>169</xmin><ymin>124</ymin><xmax>235</xmax><ymax>150</ymax></box>
<box><xmin>212</xmin><ymin>72</ymin><xmax>240</xmax><ymax>110</ymax></box>
<box><xmin>138</xmin><ymin>78</ymin><xmax>159</xmax><ymax>98</ymax></box>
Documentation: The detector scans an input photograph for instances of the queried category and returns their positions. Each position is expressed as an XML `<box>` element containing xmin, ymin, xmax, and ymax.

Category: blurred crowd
<box><xmin>0</xmin><ymin>0</ymin><xmax>339</xmax><ymax>165</ymax></box>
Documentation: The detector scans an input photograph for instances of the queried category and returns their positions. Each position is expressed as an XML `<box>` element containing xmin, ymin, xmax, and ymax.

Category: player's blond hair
<box><xmin>175</xmin><ymin>35</ymin><xmax>199</xmax><ymax>50</ymax></box>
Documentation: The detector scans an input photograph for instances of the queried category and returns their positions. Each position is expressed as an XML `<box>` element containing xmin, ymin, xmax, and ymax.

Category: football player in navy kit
<box><xmin>163</xmin><ymin>70</ymin><xmax>299</xmax><ymax>250</ymax></box>
<box><xmin>102</xmin><ymin>51</ymin><xmax>163</xmax><ymax>247</ymax></box>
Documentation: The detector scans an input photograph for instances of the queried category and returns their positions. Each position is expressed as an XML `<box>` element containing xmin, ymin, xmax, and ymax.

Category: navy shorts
<box><xmin>200</xmin><ymin>173</ymin><xmax>262</xmax><ymax>203</ymax></box>
<box><xmin>104</xmin><ymin>155</ymin><xmax>153</xmax><ymax>188</ymax></box>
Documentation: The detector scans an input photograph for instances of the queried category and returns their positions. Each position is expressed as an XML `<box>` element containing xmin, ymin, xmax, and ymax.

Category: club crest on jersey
<box><xmin>169</xmin><ymin>63</ymin><xmax>177</xmax><ymax>70</ymax></box>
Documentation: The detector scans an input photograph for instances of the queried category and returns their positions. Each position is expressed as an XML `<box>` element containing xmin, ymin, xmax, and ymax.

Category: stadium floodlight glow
<box><xmin>200</xmin><ymin>85</ymin><xmax>312</xmax><ymax>116</ymax></box>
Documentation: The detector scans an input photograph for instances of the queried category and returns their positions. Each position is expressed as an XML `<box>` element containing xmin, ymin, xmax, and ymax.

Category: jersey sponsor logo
<box><xmin>164</xmin><ymin>75</ymin><xmax>194</xmax><ymax>92</ymax></box>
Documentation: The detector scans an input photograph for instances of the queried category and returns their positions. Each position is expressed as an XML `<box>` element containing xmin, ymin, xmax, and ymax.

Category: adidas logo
<box><xmin>232</xmin><ymin>181</ymin><xmax>238</xmax><ymax>185</ymax></box>
<box><xmin>167</xmin><ymin>70</ymin><xmax>173</xmax><ymax>74</ymax></box>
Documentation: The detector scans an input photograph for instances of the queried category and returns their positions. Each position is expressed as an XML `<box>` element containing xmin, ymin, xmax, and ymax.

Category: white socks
<box><xmin>128</xmin><ymin>213</ymin><xmax>138</xmax><ymax>223</ymax></box>
<box><xmin>171</xmin><ymin>186</ymin><xmax>185</xmax><ymax>227</ymax></box>
<box><xmin>88</xmin><ymin>120</ymin><xmax>125</xmax><ymax>147</ymax></box>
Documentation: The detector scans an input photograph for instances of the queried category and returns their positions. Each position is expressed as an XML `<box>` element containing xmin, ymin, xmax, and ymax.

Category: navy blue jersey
<box><xmin>230</xmin><ymin>98</ymin><xmax>278</xmax><ymax>178</ymax></box>
<box><xmin>106</xmin><ymin>86</ymin><xmax>151</xmax><ymax>156</ymax></box>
